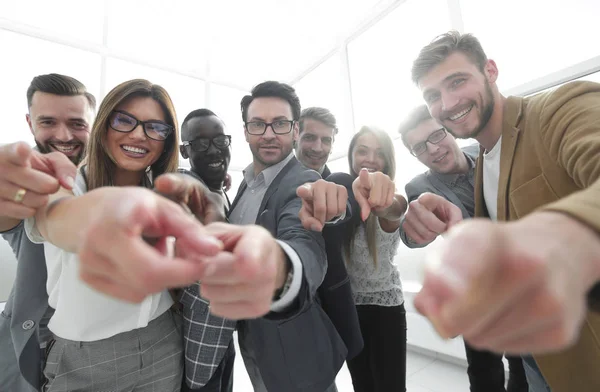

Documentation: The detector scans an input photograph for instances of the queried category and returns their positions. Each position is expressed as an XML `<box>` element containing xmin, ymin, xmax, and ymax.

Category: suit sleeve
<box><xmin>536</xmin><ymin>82</ymin><xmax>600</xmax><ymax>234</ymax></box>
<box><xmin>268</xmin><ymin>169</ymin><xmax>327</xmax><ymax>319</ymax></box>
<box><xmin>399</xmin><ymin>178</ymin><xmax>430</xmax><ymax>249</ymax></box>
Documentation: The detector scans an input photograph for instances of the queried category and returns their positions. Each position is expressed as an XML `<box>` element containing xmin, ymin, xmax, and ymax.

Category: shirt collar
<box><xmin>243</xmin><ymin>152</ymin><xmax>294</xmax><ymax>187</ymax></box>
<box><xmin>435</xmin><ymin>151</ymin><xmax>476</xmax><ymax>186</ymax></box>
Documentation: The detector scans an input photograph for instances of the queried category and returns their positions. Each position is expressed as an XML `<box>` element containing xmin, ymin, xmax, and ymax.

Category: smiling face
<box><xmin>105</xmin><ymin>96</ymin><xmax>166</xmax><ymax>177</ymax></box>
<box><xmin>27</xmin><ymin>91</ymin><xmax>94</xmax><ymax>164</ymax></box>
<box><xmin>296</xmin><ymin>118</ymin><xmax>335</xmax><ymax>172</ymax></box>
<box><xmin>181</xmin><ymin>115</ymin><xmax>231</xmax><ymax>184</ymax></box>
<box><xmin>351</xmin><ymin>132</ymin><xmax>386</xmax><ymax>175</ymax></box>
<box><xmin>404</xmin><ymin>118</ymin><xmax>465</xmax><ymax>174</ymax></box>
<box><xmin>419</xmin><ymin>52</ymin><xmax>497</xmax><ymax>140</ymax></box>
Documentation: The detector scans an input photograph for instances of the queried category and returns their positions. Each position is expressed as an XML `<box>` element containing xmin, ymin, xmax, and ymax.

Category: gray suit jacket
<box><xmin>230</xmin><ymin>157</ymin><xmax>347</xmax><ymax>392</ymax></box>
<box><xmin>1</xmin><ymin>222</ymin><xmax>51</xmax><ymax>391</ymax></box>
<box><xmin>400</xmin><ymin>144</ymin><xmax>479</xmax><ymax>248</ymax></box>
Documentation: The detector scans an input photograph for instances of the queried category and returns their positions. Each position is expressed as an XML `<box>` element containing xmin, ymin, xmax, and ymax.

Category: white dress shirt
<box><xmin>25</xmin><ymin>172</ymin><xmax>173</xmax><ymax>342</ymax></box>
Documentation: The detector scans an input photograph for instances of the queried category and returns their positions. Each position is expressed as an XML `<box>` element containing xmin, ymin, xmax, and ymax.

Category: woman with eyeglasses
<box><xmin>25</xmin><ymin>79</ymin><xmax>187</xmax><ymax>392</ymax></box>
<box><xmin>343</xmin><ymin>126</ymin><xmax>408</xmax><ymax>392</ymax></box>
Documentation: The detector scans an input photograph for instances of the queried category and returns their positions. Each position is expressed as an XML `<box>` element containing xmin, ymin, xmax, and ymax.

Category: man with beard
<box><xmin>0</xmin><ymin>74</ymin><xmax>96</xmax><ymax>391</ymax></box>
<box><xmin>295</xmin><ymin>107</ymin><xmax>337</xmax><ymax>177</ymax></box>
<box><xmin>178</xmin><ymin>108</ymin><xmax>236</xmax><ymax>392</ymax></box>
<box><xmin>398</xmin><ymin>105</ymin><xmax>528</xmax><ymax>392</ymax></box>
<box><xmin>0</xmin><ymin>73</ymin><xmax>95</xmax><ymax>391</ymax></box>
<box><xmin>408</xmin><ymin>31</ymin><xmax>600</xmax><ymax>391</ymax></box>
<box><xmin>226</xmin><ymin>81</ymin><xmax>345</xmax><ymax>391</ymax></box>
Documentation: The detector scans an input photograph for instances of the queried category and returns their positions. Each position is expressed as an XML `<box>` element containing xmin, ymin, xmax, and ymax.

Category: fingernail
<box><xmin>310</xmin><ymin>224</ymin><xmax>321</xmax><ymax>231</ymax></box>
<box><xmin>64</xmin><ymin>176</ymin><xmax>75</xmax><ymax>189</ymax></box>
<box><xmin>204</xmin><ymin>262</ymin><xmax>217</xmax><ymax>277</ymax></box>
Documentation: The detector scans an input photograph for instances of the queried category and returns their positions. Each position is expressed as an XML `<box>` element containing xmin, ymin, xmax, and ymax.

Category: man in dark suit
<box><xmin>294</xmin><ymin>106</ymin><xmax>364</xmax><ymax>363</ymax></box>
<box><xmin>228</xmin><ymin>81</ymin><xmax>346</xmax><ymax>392</ymax></box>
<box><xmin>398</xmin><ymin>105</ymin><xmax>529</xmax><ymax>392</ymax></box>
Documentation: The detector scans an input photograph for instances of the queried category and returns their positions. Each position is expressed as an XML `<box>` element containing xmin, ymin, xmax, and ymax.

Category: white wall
<box><xmin>0</xmin><ymin>239</ymin><xmax>17</xmax><ymax>302</ymax></box>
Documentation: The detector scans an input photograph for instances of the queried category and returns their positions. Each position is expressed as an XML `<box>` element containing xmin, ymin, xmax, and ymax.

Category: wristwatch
<box><xmin>273</xmin><ymin>260</ymin><xmax>294</xmax><ymax>301</ymax></box>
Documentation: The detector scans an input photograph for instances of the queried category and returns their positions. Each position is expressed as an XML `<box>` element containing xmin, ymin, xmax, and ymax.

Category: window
<box><xmin>460</xmin><ymin>0</ymin><xmax>600</xmax><ymax>92</ymax></box>
<box><xmin>347</xmin><ymin>0</ymin><xmax>451</xmax><ymax>188</ymax></box>
<box><xmin>0</xmin><ymin>31</ymin><xmax>101</xmax><ymax>145</ymax></box>
<box><xmin>294</xmin><ymin>52</ymin><xmax>353</xmax><ymax>157</ymax></box>
<box><xmin>348</xmin><ymin>0</ymin><xmax>451</xmax><ymax>135</ymax></box>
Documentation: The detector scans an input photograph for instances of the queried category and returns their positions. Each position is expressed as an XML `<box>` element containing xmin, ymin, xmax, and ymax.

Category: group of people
<box><xmin>1</xmin><ymin>29</ymin><xmax>599</xmax><ymax>392</ymax></box>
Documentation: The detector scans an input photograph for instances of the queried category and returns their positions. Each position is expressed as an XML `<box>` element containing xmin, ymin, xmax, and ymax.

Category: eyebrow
<box><xmin>117</xmin><ymin>109</ymin><xmax>166</xmax><ymax>123</ymax></box>
<box><xmin>248</xmin><ymin>116</ymin><xmax>290</xmax><ymax>122</ymax></box>
<box><xmin>422</xmin><ymin>72</ymin><xmax>471</xmax><ymax>97</ymax></box>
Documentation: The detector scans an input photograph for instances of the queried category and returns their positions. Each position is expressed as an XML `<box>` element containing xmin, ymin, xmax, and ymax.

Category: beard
<box><xmin>445</xmin><ymin>81</ymin><xmax>495</xmax><ymax>140</ymax></box>
<box><xmin>35</xmin><ymin>140</ymin><xmax>86</xmax><ymax>165</ymax></box>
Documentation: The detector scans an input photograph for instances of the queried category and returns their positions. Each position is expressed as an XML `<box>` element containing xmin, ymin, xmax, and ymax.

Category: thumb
<box><xmin>296</xmin><ymin>183</ymin><xmax>314</xmax><ymax>201</ymax></box>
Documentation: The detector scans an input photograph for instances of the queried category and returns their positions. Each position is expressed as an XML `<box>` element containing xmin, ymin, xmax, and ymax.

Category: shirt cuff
<box><xmin>270</xmin><ymin>240</ymin><xmax>303</xmax><ymax>312</ymax></box>
<box><xmin>324</xmin><ymin>208</ymin><xmax>347</xmax><ymax>225</ymax></box>
<box><xmin>24</xmin><ymin>216</ymin><xmax>45</xmax><ymax>244</ymax></box>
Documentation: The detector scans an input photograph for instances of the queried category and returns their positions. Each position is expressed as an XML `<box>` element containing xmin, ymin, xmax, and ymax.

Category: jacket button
<box><xmin>22</xmin><ymin>320</ymin><xmax>35</xmax><ymax>330</ymax></box>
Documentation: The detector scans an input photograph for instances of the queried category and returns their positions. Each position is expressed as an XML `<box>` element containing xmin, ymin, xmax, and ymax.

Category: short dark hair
<box><xmin>411</xmin><ymin>30</ymin><xmax>488</xmax><ymax>85</ymax></box>
<box><xmin>182</xmin><ymin>108</ymin><xmax>217</xmax><ymax>129</ymax></box>
<box><xmin>240</xmin><ymin>81</ymin><xmax>301</xmax><ymax>122</ymax></box>
<box><xmin>27</xmin><ymin>73</ymin><xmax>96</xmax><ymax>109</ymax></box>
<box><xmin>398</xmin><ymin>105</ymin><xmax>433</xmax><ymax>148</ymax></box>
<box><xmin>299</xmin><ymin>107</ymin><xmax>338</xmax><ymax>135</ymax></box>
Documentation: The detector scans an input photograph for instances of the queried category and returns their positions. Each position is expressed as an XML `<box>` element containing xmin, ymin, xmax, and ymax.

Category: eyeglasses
<box><xmin>410</xmin><ymin>128</ymin><xmax>447</xmax><ymax>156</ymax></box>
<box><xmin>182</xmin><ymin>135</ymin><xmax>232</xmax><ymax>152</ymax></box>
<box><xmin>245</xmin><ymin>120</ymin><xmax>295</xmax><ymax>135</ymax></box>
<box><xmin>109</xmin><ymin>111</ymin><xmax>174</xmax><ymax>141</ymax></box>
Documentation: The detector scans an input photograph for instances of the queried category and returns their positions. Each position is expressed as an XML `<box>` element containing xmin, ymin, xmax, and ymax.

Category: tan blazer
<box><xmin>474</xmin><ymin>81</ymin><xmax>600</xmax><ymax>392</ymax></box>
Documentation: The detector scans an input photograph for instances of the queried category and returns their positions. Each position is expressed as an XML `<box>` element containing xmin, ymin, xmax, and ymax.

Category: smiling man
<box><xmin>398</xmin><ymin>104</ymin><xmax>528</xmax><ymax>392</ymax></box>
<box><xmin>26</xmin><ymin>74</ymin><xmax>95</xmax><ymax>164</ymax></box>
<box><xmin>295</xmin><ymin>107</ymin><xmax>338</xmax><ymax>176</ymax></box>
<box><xmin>180</xmin><ymin>109</ymin><xmax>231</xmax><ymax>195</ymax></box>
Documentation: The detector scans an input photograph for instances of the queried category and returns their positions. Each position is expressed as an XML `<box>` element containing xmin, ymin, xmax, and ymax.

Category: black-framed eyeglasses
<box><xmin>109</xmin><ymin>110</ymin><xmax>174</xmax><ymax>141</ymax></box>
<box><xmin>410</xmin><ymin>128</ymin><xmax>447</xmax><ymax>156</ymax></box>
<box><xmin>182</xmin><ymin>135</ymin><xmax>232</xmax><ymax>152</ymax></box>
<box><xmin>244</xmin><ymin>120</ymin><xmax>295</xmax><ymax>135</ymax></box>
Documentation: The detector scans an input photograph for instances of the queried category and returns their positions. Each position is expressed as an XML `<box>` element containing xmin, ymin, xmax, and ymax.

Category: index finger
<box><xmin>411</xmin><ymin>200</ymin><xmax>447</xmax><ymax>234</ymax></box>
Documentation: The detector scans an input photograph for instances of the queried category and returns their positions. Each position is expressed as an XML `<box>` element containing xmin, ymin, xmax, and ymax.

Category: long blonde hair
<box><xmin>344</xmin><ymin>126</ymin><xmax>396</xmax><ymax>266</ymax></box>
<box><xmin>83</xmin><ymin>79</ymin><xmax>179</xmax><ymax>190</ymax></box>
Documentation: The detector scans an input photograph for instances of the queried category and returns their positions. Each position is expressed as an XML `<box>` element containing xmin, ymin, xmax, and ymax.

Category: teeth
<box><xmin>122</xmin><ymin>145</ymin><xmax>147</xmax><ymax>154</ymax></box>
<box><xmin>449</xmin><ymin>106</ymin><xmax>472</xmax><ymax>121</ymax></box>
<box><xmin>208</xmin><ymin>162</ymin><xmax>223</xmax><ymax>167</ymax></box>
<box><xmin>52</xmin><ymin>144</ymin><xmax>76</xmax><ymax>152</ymax></box>
<box><xmin>433</xmin><ymin>153</ymin><xmax>448</xmax><ymax>163</ymax></box>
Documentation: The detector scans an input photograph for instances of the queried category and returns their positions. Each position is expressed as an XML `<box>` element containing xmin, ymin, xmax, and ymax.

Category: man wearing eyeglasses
<box><xmin>180</xmin><ymin>109</ymin><xmax>232</xmax><ymax>204</ymax></box>
<box><xmin>227</xmin><ymin>81</ymin><xmax>345</xmax><ymax>392</ymax></box>
<box><xmin>398</xmin><ymin>104</ymin><xmax>529</xmax><ymax>392</ymax></box>
<box><xmin>177</xmin><ymin>108</ymin><xmax>236</xmax><ymax>392</ymax></box>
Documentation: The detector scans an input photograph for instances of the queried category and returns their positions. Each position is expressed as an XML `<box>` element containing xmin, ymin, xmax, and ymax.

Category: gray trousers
<box><xmin>43</xmin><ymin>310</ymin><xmax>183</xmax><ymax>392</ymax></box>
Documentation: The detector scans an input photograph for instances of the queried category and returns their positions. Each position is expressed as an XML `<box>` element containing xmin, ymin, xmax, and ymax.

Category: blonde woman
<box><xmin>344</xmin><ymin>126</ymin><xmax>408</xmax><ymax>392</ymax></box>
<box><xmin>25</xmin><ymin>79</ymin><xmax>193</xmax><ymax>392</ymax></box>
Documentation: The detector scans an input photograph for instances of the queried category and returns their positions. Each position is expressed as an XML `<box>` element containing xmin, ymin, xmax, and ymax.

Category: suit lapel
<box><xmin>497</xmin><ymin>97</ymin><xmax>524</xmax><ymax>221</ymax></box>
<box><xmin>255</xmin><ymin>157</ymin><xmax>298</xmax><ymax>223</ymax></box>
<box><xmin>474</xmin><ymin>146</ymin><xmax>488</xmax><ymax>217</ymax></box>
